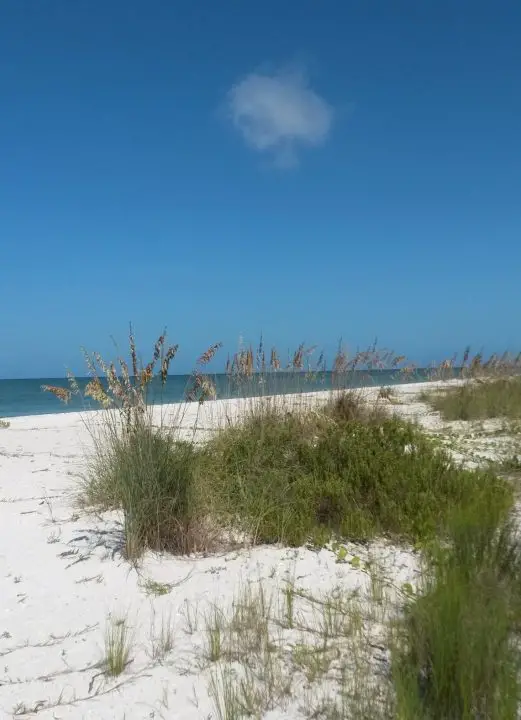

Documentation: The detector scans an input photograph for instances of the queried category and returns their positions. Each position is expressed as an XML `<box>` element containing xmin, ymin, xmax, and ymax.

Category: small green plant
<box><xmin>204</xmin><ymin>605</ymin><xmax>226</xmax><ymax>662</ymax></box>
<box><xmin>401</xmin><ymin>582</ymin><xmax>415</xmax><ymax>599</ymax></box>
<box><xmin>0</xmin><ymin>418</ymin><xmax>10</xmax><ymax>428</ymax></box>
<box><xmin>292</xmin><ymin>642</ymin><xmax>335</xmax><ymax>683</ymax></box>
<box><xmin>334</xmin><ymin>544</ymin><xmax>349</xmax><ymax>564</ymax></box>
<box><xmin>205</xmin><ymin>581</ymin><xmax>293</xmax><ymax>718</ymax></box>
<box><xmin>495</xmin><ymin>453</ymin><xmax>521</xmax><ymax>473</ymax></box>
<box><xmin>181</xmin><ymin>600</ymin><xmax>200</xmax><ymax>635</ymax></box>
<box><xmin>282</xmin><ymin>581</ymin><xmax>296</xmax><ymax>629</ymax></box>
<box><xmin>150</xmin><ymin>610</ymin><xmax>175</xmax><ymax>660</ymax></box>
<box><xmin>230</xmin><ymin>581</ymin><xmax>273</xmax><ymax>657</ymax></box>
<box><xmin>103</xmin><ymin>616</ymin><xmax>133</xmax><ymax>676</ymax></box>
<box><xmin>141</xmin><ymin>578</ymin><xmax>172</xmax><ymax>596</ymax></box>
<box><xmin>365</xmin><ymin>560</ymin><xmax>386</xmax><ymax>604</ymax></box>
<box><xmin>378</xmin><ymin>386</ymin><xmax>394</xmax><ymax>401</ymax></box>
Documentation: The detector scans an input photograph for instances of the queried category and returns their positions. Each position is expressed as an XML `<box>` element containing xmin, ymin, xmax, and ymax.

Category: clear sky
<box><xmin>1</xmin><ymin>1</ymin><xmax>520</xmax><ymax>378</ymax></box>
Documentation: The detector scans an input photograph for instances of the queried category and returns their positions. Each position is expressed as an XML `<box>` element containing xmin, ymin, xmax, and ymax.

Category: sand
<box><xmin>0</xmin><ymin>380</ymin><xmax>512</xmax><ymax>719</ymax></box>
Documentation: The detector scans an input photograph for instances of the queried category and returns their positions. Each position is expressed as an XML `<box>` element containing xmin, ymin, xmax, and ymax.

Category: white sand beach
<box><xmin>0</xmin><ymin>381</ymin><xmax>515</xmax><ymax>719</ymax></box>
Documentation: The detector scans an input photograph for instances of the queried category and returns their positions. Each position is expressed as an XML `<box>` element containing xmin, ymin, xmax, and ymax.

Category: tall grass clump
<box><xmin>198</xmin><ymin>390</ymin><xmax>512</xmax><ymax>547</ymax></box>
<box><xmin>86</xmin><ymin>423</ymin><xmax>202</xmax><ymax>556</ymax></box>
<box><xmin>44</xmin><ymin>325</ymin><xmax>221</xmax><ymax>558</ymax></box>
<box><xmin>392</xmin><ymin>498</ymin><xmax>521</xmax><ymax>719</ymax></box>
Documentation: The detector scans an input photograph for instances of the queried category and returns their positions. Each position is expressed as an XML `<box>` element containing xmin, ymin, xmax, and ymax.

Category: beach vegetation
<box><xmin>392</xmin><ymin>505</ymin><xmax>521</xmax><ymax>719</ymax></box>
<box><xmin>102</xmin><ymin>615</ymin><xmax>133</xmax><ymax>677</ymax></box>
<box><xmin>41</xmin><ymin>328</ymin><xmax>521</xmax><ymax>716</ymax></box>
<box><xmin>68</xmin><ymin>332</ymin><xmax>513</xmax><ymax>556</ymax></box>
<box><xmin>43</xmin><ymin>331</ymin><xmax>514</xmax><ymax>558</ymax></box>
<box><xmin>422</xmin><ymin>347</ymin><xmax>521</xmax><ymax>421</ymax></box>
<box><xmin>421</xmin><ymin>375</ymin><xmax>521</xmax><ymax>422</ymax></box>
<box><xmin>198</xmin><ymin>394</ymin><xmax>511</xmax><ymax>547</ymax></box>
<box><xmin>149</xmin><ymin>609</ymin><xmax>176</xmax><ymax>661</ymax></box>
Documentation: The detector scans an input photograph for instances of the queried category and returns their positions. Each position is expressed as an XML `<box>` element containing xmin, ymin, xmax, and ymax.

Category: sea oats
<box><xmin>40</xmin><ymin>385</ymin><xmax>72</xmax><ymax>404</ymax></box>
<box><xmin>160</xmin><ymin>344</ymin><xmax>179</xmax><ymax>384</ymax></box>
<box><xmin>129</xmin><ymin>323</ymin><xmax>139</xmax><ymax>381</ymax></box>
<box><xmin>198</xmin><ymin>342</ymin><xmax>223</xmax><ymax>367</ymax></box>
<box><xmin>270</xmin><ymin>348</ymin><xmax>281</xmax><ymax>371</ymax></box>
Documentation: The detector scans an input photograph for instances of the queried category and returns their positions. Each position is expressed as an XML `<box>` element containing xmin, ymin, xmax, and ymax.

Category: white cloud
<box><xmin>227</xmin><ymin>67</ymin><xmax>333</xmax><ymax>166</ymax></box>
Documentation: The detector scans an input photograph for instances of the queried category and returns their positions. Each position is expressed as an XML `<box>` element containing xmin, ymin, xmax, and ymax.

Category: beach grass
<box><xmin>52</xmin><ymin>329</ymin><xmax>414</xmax><ymax>557</ymax></box>
<box><xmin>392</xmin><ymin>506</ymin><xmax>521</xmax><ymax>719</ymax></box>
<box><xmin>149</xmin><ymin>609</ymin><xmax>176</xmax><ymax>661</ymax></box>
<box><xmin>83</xmin><ymin>419</ymin><xmax>205</xmax><ymax>557</ymax></box>
<box><xmin>197</xmin><ymin>497</ymin><xmax>521</xmax><ymax>719</ymax></box>
<box><xmin>421</xmin><ymin>375</ymin><xmax>521</xmax><ymax>422</ymax></box>
<box><xmin>204</xmin><ymin>577</ymin><xmax>382</xmax><ymax>719</ymax></box>
<box><xmin>103</xmin><ymin>616</ymin><xmax>133</xmax><ymax>677</ymax></box>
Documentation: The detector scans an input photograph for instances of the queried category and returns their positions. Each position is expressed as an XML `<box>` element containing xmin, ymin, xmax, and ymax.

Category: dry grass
<box><xmin>199</xmin><ymin>572</ymin><xmax>395</xmax><ymax>719</ymax></box>
<box><xmin>42</xmin><ymin>324</ymin><xmax>220</xmax><ymax>426</ymax></box>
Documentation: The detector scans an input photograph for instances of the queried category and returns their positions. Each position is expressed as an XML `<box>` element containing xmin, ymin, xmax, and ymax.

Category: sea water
<box><xmin>0</xmin><ymin>370</ymin><xmax>433</xmax><ymax>419</ymax></box>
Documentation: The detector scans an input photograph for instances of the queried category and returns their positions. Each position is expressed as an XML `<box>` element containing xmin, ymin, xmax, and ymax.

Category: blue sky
<box><xmin>1</xmin><ymin>1</ymin><xmax>520</xmax><ymax>378</ymax></box>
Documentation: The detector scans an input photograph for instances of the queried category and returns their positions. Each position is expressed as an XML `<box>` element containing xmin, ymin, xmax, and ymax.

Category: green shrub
<box><xmin>199</xmin><ymin>397</ymin><xmax>512</xmax><ymax>547</ymax></box>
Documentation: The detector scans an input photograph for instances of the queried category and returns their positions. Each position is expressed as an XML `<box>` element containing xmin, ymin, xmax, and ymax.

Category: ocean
<box><xmin>0</xmin><ymin>370</ymin><xmax>434</xmax><ymax>419</ymax></box>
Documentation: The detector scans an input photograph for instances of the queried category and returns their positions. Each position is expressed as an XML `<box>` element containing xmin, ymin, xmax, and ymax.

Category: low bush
<box><xmin>198</xmin><ymin>394</ymin><xmax>512</xmax><ymax>547</ymax></box>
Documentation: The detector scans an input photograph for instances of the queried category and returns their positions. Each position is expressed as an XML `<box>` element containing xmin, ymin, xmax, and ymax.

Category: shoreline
<box><xmin>3</xmin><ymin>377</ymin><xmax>461</xmax><ymax>427</ymax></box>
<box><xmin>0</xmin><ymin>371</ymin><xmax>454</xmax><ymax>421</ymax></box>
